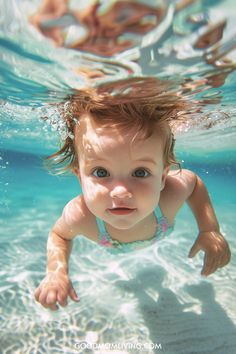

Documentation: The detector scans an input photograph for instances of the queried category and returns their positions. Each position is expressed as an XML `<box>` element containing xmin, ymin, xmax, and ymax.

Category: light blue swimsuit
<box><xmin>95</xmin><ymin>205</ymin><xmax>174</xmax><ymax>253</ymax></box>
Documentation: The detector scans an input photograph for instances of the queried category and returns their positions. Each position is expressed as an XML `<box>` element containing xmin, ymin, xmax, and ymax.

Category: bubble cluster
<box><xmin>40</xmin><ymin>102</ymin><xmax>76</xmax><ymax>140</ymax></box>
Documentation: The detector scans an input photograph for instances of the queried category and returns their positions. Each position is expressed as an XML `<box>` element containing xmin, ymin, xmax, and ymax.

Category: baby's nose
<box><xmin>110</xmin><ymin>185</ymin><xmax>132</xmax><ymax>199</ymax></box>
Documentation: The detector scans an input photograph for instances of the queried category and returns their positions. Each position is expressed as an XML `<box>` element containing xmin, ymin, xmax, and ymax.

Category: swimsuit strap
<box><xmin>153</xmin><ymin>204</ymin><xmax>171</xmax><ymax>233</ymax></box>
<box><xmin>96</xmin><ymin>217</ymin><xmax>119</xmax><ymax>247</ymax></box>
<box><xmin>154</xmin><ymin>204</ymin><xmax>164</xmax><ymax>221</ymax></box>
<box><xmin>96</xmin><ymin>216</ymin><xmax>107</xmax><ymax>238</ymax></box>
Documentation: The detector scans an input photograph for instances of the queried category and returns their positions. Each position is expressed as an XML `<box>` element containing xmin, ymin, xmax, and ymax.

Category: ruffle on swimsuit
<box><xmin>95</xmin><ymin>205</ymin><xmax>174</xmax><ymax>253</ymax></box>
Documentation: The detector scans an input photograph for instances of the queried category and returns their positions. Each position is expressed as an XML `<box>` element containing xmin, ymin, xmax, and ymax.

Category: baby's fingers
<box><xmin>219</xmin><ymin>248</ymin><xmax>231</xmax><ymax>267</ymax></box>
<box><xmin>57</xmin><ymin>292</ymin><xmax>68</xmax><ymax>307</ymax></box>
<box><xmin>201</xmin><ymin>254</ymin><xmax>218</xmax><ymax>276</ymax></box>
<box><xmin>45</xmin><ymin>290</ymin><xmax>59</xmax><ymax>311</ymax></box>
<box><xmin>36</xmin><ymin>289</ymin><xmax>57</xmax><ymax>311</ymax></box>
<box><xmin>69</xmin><ymin>286</ymin><xmax>80</xmax><ymax>303</ymax></box>
<box><xmin>47</xmin><ymin>302</ymin><xmax>59</xmax><ymax>311</ymax></box>
<box><xmin>217</xmin><ymin>253</ymin><xmax>230</xmax><ymax>269</ymax></box>
<box><xmin>188</xmin><ymin>241</ymin><xmax>200</xmax><ymax>258</ymax></box>
<box><xmin>34</xmin><ymin>287</ymin><xmax>41</xmax><ymax>302</ymax></box>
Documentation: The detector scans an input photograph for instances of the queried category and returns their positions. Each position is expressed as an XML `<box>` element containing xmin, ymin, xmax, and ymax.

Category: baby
<box><xmin>35</xmin><ymin>86</ymin><xmax>231</xmax><ymax>310</ymax></box>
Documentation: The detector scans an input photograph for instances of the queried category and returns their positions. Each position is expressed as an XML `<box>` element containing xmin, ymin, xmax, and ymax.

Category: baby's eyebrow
<box><xmin>135</xmin><ymin>157</ymin><xmax>157</xmax><ymax>165</ymax></box>
<box><xmin>84</xmin><ymin>156</ymin><xmax>109</xmax><ymax>164</ymax></box>
<box><xmin>81</xmin><ymin>149</ymin><xmax>106</xmax><ymax>161</ymax></box>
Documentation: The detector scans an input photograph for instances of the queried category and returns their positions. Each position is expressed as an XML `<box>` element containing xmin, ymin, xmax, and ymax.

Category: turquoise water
<box><xmin>1</xmin><ymin>0</ymin><xmax>236</xmax><ymax>353</ymax></box>
<box><xmin>1</xmin><ymin>147</ymin><xmax>236</xmax><ymax>354</ymax></box>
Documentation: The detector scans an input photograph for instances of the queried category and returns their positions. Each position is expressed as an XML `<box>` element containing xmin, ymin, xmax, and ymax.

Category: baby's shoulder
<box><xmin>166</xmin><ymin>169</ymin><xmax>196</xmax><ymax>192</ymax></box>
<box><xmin>165</xmin><ymin>169</ymin><xmax>197</xmax><ymax>199</ymax></box>
<box><xmin>160</xmin><ymin>169</ymin><xmax>197</xmax><ymax>219</ymax></box>
<box><xmin>63</xmin><ymin>195</ymin><xmax>87</xmax><ymax>216</ymax></box>
<box><xmin>60</xmin><ymin>195</ymin><xmax>98</xmax><ymax>239</ymax></box>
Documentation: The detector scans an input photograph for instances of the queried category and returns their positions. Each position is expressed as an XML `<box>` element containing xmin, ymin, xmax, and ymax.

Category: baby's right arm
<box><xmin>35</xmin><ymin>197</ymin><xmax>86</xmax><ymax>310</ymax></box>
<box><xmin>34</xmin><ymin>230</ymin><xmax>80</xmax><ymax>310</ymax></box>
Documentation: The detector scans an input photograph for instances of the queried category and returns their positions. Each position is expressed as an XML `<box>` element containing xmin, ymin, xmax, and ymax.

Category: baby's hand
<box><xmin>188</xmin><ymin>231</ymin><xmax>231</xmax><ymax>276</ymax></box>
<box><xmin>34</xmin><ymin>272</ymin><xmax>79</xmax><ymax>311</ymax></box>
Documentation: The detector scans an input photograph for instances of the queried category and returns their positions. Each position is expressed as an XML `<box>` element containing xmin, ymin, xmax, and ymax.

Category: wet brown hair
<box><xmin>45</xmin><ymin>77</ymin><xmax>187</xmax><ymax>174</ymax></box>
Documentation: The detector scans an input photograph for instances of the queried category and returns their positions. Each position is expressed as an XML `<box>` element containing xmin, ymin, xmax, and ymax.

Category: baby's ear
<box><xmin>72</xmin><ymin>166</ymin><xmax>81</xmax><ymax>180</ymax></box>
<box><xmin>161</xmin><ymin>166</ymin><xmax>170</xmax><ymax>191</ymax></box>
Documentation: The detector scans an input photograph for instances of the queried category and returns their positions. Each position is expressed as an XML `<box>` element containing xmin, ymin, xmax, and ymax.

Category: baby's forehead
<box><xmin>75</xmin><ymin>112</ymin><xmax>166</xmax><ymax>139</ymax></box>
<box><xmin>75</xmin><ymin>115</ymin><xmax>127</xmax><ymax>144</ymax></box>
<box><xmin>75</xmin><ymin>121</ymin><xmax>129</xmax><ymax>155</ymax></box>
<box><xmin>74</xmin><ymin>116</ymin><xmax>165</xmax><ymax>162</ymax></box>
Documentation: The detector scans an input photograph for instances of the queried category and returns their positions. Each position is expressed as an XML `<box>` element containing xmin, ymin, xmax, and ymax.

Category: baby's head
<box><xmin>46</xmin><ymin>79</ymin><xmax>185</xmax><ymax>228</ymax></box>
<box><xmin>48</xmin><ymin>78</ymin><xmax>184</xmax><ymax>174</ymax></box>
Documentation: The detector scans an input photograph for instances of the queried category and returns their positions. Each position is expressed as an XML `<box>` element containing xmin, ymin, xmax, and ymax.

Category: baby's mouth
<box><xmin>108</xmin><ymin>207</ymin><xmax>136</xmax><ymax>215</ymax></box>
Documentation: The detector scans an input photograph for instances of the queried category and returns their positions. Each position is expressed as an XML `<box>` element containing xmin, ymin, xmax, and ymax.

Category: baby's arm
<box><xmin>186</xmin><ymin>172</ymin><xmax>231</xmax><ymax>275</ymax></box>
<box><xmin>35</xmin><ymin>197</ymin><xmax>85</xmax><ymax>310</ymax></box>
<box><xmin>167</xmin><ymin>170</ymin><xmax>231</xmax><ymax>276</ymax></box>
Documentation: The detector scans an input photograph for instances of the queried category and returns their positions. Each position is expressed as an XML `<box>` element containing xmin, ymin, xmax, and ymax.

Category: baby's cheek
<box><xmin>82</xmin><ymin>179</ymin><xmax>107</xmax><ymax>203</ymax></box>
<box><xmin>137</xmin><ymin>182</ymin><xmax>160</xmax><ymax>204</ymax></box>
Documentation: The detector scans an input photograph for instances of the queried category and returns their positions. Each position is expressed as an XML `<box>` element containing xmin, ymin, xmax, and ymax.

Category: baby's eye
<box><xmin>92</xmin><ymin>168</ymin><xmax>110</xmax><ymax>178</ymax></box>
<box><xmin>132</xmin><ymin>168</ymin><xmax>150</xmax><ymax>178</ymax></box>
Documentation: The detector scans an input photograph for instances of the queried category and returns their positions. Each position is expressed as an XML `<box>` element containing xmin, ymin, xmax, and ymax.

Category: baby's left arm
<box><xmin>182</xmin><ymin>170</ymin><xmax>231</xmax><ymax>276</ymax></box>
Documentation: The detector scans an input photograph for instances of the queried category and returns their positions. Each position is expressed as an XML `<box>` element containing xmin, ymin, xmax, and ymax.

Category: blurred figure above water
<box><xmin>1</xmin><ymin>0</ymin><xmax>235</xmax><ymax>114</ymax></box>
<box><xmin>29</xmin><ymin>0</ymin><xmax>166</xmax><ymax>56</ymax></box>
<box><xmin>29</xmin><ymin>0</ymin><xmax>235</xmax><ymax>62</ymax></box>
<box><xmin>28</xmin><ymin>0</ymin><xmax>235</xmax><ymax>88</ymax></box>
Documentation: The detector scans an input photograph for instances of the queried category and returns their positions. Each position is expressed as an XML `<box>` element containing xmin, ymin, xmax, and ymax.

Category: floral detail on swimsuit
<box><xmin>159</xmin><ymin>216</ymin><xmax>169</xmax><ymax>233</ymax></box>
<box><xmin>100</xmin><ymin>235</ymin><xmax>126</xmax><ymax>249</ymax></box>
<box><xmin>100</xmin><ymin>234</ymin><xmax>115</xmax><ymax>248</ymax></box>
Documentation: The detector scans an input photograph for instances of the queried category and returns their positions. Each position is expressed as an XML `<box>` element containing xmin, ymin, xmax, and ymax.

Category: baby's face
<box><xmin>74</xmin><ymin>114</ymin><xmax>169</xmax><ymax>230</ymax></box>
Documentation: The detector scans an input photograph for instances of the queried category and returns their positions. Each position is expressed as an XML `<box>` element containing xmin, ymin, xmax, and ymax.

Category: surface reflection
<box><xmin>29</xmin><ymin>0</ymin><xmax>168</xmax><ymax>56</ymax></box>
<box><xmin>28</xmin><ymin>0</ymin><xmax>236</xmax><ymax>87</ymax></box>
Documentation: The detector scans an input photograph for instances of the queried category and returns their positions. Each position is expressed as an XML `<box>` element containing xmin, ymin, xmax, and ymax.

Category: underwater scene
<box><xmin>0</xmin><ymin>0</ymin><xmax>236</xmax><ymax>353</ymax></box>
